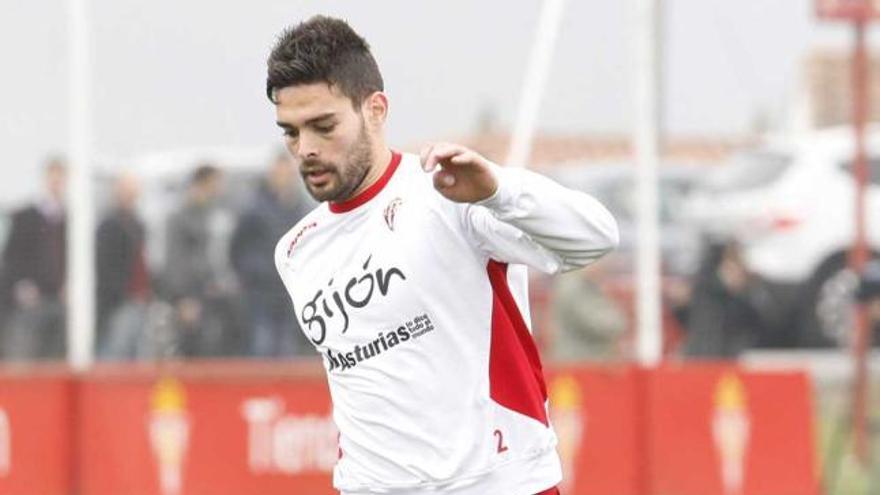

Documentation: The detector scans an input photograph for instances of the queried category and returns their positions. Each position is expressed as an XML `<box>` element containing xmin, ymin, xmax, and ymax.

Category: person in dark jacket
<box><xmin>0</xmin><ymin>158</ymin><xmax>67</xmax><ymax>360</ymax></box>
<box><xmin>230</xmin><ymin>151</ymin><xmax>311</xmax><ymax>357</ymax></box>
<box><xmin>95</xmin><ymin>172</ymin><xmax>151</xmax><ymax>359</ymax></box>
<box><xmin>684</xmin><ymin>240</ymin><xmax>771</xmax><ymax>359</ymax></box>
<box><xmin>162</xmin><ymin>164</ymin><xmax>229</xmax><ymax>357</ymax></box>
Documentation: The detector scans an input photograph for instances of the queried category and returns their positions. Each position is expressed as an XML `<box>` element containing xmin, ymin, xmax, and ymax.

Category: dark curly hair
<box><xmin>266</xmin><ymin>16</ymin><xmax>384</xmax><ymax>107</ymax></box>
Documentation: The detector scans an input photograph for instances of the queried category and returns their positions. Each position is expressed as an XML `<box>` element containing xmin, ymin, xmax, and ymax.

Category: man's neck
<box><xmin>347</xmin><ymin>146</ymin><xmax>393</xmax><ymax>200</ymax></box>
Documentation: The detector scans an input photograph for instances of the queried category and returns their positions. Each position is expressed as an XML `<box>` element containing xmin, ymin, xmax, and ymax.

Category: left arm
<box><xmin>421</xmin><ymin>143</ymin><xmax>619</xmax><ymax>274</ymax></box>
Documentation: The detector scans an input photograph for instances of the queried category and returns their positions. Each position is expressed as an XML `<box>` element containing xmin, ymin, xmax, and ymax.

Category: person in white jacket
<box><xmin>267</xmin><ymin>15</ymin><xmax>618</xmax><ymax>495</ymax></box>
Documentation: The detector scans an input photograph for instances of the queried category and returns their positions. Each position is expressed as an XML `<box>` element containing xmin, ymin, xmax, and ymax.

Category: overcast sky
<box><xmin>1</xmin><ymin>0</ymin><xmax>877</xmax><ymax>205</ymax></box>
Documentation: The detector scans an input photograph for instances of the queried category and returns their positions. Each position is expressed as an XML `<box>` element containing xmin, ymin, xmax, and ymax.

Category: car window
<box><xmin>552</xmin><ymin>168</ymin><xmax>698</xmax><ymax>225</ymax></box>
<box><xmin>604</xmin><ymin>176</ymin><xmax>695</xmax><ymax>224</ymax></box>
<box><xmin>704</xmin><ymin>151</ymin><xmax>792</xmax><ymax>192</ymax></box>
<box><xmin>839</xmin><ymin>157</ymin><xmax>880</xmax><ymax>185</ymax></box>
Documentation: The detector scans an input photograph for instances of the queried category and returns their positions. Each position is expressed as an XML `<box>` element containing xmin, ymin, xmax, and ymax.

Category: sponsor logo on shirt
<box><xmin>300</xmin><ymin>254</ymin><xmax>407</xmax><ymax>345</ymax></box>
<box><xmin>324</xmin><ymin>313</ymin><xmax>435</xmax><ymax>372</ymax></box>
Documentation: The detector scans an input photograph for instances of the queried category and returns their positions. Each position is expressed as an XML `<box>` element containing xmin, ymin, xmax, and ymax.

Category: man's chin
<box><xmin>306</xmin><ymin>184</ymin><xmax>342</xmax><ymax>203</ymax></box>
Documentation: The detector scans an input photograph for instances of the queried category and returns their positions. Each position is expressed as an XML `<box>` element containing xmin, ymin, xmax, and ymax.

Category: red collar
<box><xmin>329</xmin><ymin>151</ymin><xmax>402</xmax><ymax>214</ymax></box>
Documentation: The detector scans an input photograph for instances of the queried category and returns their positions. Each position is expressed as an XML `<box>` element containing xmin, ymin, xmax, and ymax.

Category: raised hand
<box><xmin>420</xmin><ymin>143</ymin><xmax>499</xmax><ymax>203</ymax></box>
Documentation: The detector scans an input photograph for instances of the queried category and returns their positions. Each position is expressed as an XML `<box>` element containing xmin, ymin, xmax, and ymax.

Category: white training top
<box><xmin>275</xmin><ymin>151</ymin><xmax>618</xmax><ymax>495</ymax></box>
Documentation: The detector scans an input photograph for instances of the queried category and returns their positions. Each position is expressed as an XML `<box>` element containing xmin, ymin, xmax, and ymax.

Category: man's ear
<box><xmin>363</xmin><ymin>91</ymin><xmax>388</xmax><ymax>128</ymax></box>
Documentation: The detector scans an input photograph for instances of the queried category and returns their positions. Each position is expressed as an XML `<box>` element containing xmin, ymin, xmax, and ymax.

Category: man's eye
<box><xmin>283</xmin><ymin>129</ymin><xmax>298</xmax><ymax>139</ymax></box>
<box><xmin>315</xmin><ymin>124</ymin><xmax>335</xmax><ymax>134</ymax></box>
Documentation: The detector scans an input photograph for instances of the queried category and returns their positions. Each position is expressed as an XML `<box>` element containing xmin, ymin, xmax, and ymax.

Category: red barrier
<box><xmin>645</xmin><ymin>364</ymin><xmax>821</xmax><ymax>495</ymax></box>
<box><xmin>0</xmin><ymin>367</ymin><xmax>73</xmax><ymax>495</ymax></box>
<box><xmin>544</xmin><ymin>365</ymin><xmax>820</xmax><ymax>495</ymax></box>
<box><xmin>0</xmin><ymin>361</ymin><xmax>821</xmax><ymax>495</ymax></box>
<box><xmin>547</xmin><ymin>366</ymin><xmax>642</xmax><ymax>495</ymax></box>
<box><xmin>77</xmin><ymin>361</ymin><xmax>335</xmax><ymax>495</ymax></box>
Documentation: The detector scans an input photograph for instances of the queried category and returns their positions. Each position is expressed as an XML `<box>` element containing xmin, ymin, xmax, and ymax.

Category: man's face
<box><xmin>202</xmin><ymin>175</ymin><xmax>223</xmax><ymax>202</ymax></box>
<box><xmin>115</xmin><ymin>173</ymin><xmax>140</xmax><ymax>210</ymax></box>
<box><xmin>45</xmin><ymin>162</ymin><xmax>66</xmax><ymax>202</ymax></box>
<box><xmin>190</xmin><ymin>173</ymin><xmax>223</xmax><ymax>206</ymax></box>
<box><xmin>274</xmin><ymin>83</ymin><xmax>373</xmax><ymax>202</ymax></box>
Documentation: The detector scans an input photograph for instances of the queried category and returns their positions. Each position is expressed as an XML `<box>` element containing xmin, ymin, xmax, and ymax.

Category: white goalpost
<box><xmin>67</xmin><ymin>0</ymin><xmax>96</xmax><ymax>370</ymax></box>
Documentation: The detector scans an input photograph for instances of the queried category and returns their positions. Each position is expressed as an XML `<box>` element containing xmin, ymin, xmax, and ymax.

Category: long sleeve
<box><xmin>461</xmin><ymin>164</ymin><xmax>619</xmax><ymax>274</ymax></box>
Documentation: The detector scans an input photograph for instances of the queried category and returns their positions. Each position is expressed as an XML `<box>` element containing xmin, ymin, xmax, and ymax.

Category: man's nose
<box><xmin>295</xmin><ymin>134</ymin><xmax>320</xmax><ymax>159</ymax></box>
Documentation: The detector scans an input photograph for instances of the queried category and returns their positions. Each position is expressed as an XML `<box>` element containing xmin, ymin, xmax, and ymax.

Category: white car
<box><xmin>549</xmin><ymin>161</ymin><xmax>704</xmax><ymax>278</ymax></box>
<box><xmin>686</xmin><ymin>126</ymin><xmax>880</xmax><ymax>347</ymax></box>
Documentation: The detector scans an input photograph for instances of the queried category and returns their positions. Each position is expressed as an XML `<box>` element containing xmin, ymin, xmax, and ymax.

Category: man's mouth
<box><xmin>304</xmin><ymin>169</ymin><xmax>333</xmax><ymax>187</ymax></box>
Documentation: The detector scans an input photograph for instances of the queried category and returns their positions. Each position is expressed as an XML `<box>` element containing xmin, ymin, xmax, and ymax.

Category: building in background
<box><xmin>802</xmin><ymin>50</ymin><xmax>880</xmax><ymax>129</ymax></box>
<box><xmin>445</xmin><ymin>133</ymin><xmax>748</xmax><ymax>169</ymax></box>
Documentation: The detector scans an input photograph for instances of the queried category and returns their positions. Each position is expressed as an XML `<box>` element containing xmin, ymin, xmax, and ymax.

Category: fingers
<box><xmin>432</xmin><ymin>170</ymin><xmax>456</xmax><ymax>190</ymax></box>
<box><xmin>449</xmin><ymin>150</ymin><xmax>481</xmax><ymax>165</ymax></box>
<box><xmin>420</xmin><ymin>142</ymin><xmax>468</xmax><ymax>172</ymax></box>
<box><xmin>419</xmin><ymin>143</ymin><xmax>434</xmax><ymax>169</ymax></box>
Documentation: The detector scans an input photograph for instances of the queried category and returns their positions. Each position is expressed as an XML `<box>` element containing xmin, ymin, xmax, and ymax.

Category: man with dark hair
<box><xmin>0</xmin><ymin>157</ymin><xmax>67</xmax><ymax>360</ymax></box>
<box><xmin>163</xmin><ymin>164</ymin><xmax>223</xmax><ymax>301</ymax></box>
<box><xmin>162</xmin><ymin>163</ymin><xmax>228</xmax><ymax>357</ymax></box>
<box><xmin>190</xmin><ymin>164</ymin><xmax>221</xmax><ymax>187</ymax></box>
<box><xmin>269</xmin><ymin>16</ymin><xmax>618</xmax><ymax>495</ymax></box>
<box><xmin>230</xmin><ymin>151</ymin><xmax>311</xmax><ymax>357</ymax></box>
<box><xmin>683</xmin><ymin>240</ymin><xmax>771</xmax><ymax>358</ymax></box>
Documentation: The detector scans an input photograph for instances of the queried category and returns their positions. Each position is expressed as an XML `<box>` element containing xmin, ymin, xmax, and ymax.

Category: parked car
<box><xmin>685</xmin><ymin>126</ymin><xmax>880</xmax><ymax>347</ymax></box>
<box><xmin>547</xmin><ymin>161</ymin><xmax>706</xmax><ymax>355</ymax></box>
<box><xmin>549</xmin><ymin>160</ymin><xmax>705</xmax><ymax>278</ymax></box>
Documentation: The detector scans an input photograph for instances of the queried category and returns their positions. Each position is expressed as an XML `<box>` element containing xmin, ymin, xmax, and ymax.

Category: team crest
<box><xmin>383</xmin><ymin>198</ymin><xmax>403</xmax><ymax>231</ymax></box>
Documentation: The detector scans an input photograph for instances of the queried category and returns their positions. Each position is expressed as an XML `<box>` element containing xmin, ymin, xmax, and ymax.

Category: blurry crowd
<box><xmin>0</xmin><ymin>152</ymin><xmax>312</xmax><ymax>362</ymax></box>
<box><xmin>0</xmin><ymin>154</ymin><xmax>874</xmax><ymax>364</ymax></box>
<box><xmin>548</xmin><ymin>238</ymin><xmax>880</xmax><ymax>362</ymax></box>
<box><xmin>545</xmin><ymin>240</ymin><xmax>779</xmax><ymax>363</ymax></box>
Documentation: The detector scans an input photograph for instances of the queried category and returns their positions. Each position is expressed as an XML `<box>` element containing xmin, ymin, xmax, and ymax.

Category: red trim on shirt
<box><xmin>329</xmin><ymin>151</ymin><xmax>402</xmax><ymax>213</ymax></box>
<box><xmin>486</xmin><ymin>260</ymin><xmax>549</xmax><ymax>426</ymax></box>
<box><xmin>535</xmin><ymin>487</ymin><xmax>560</xmax><ymax>495</ymax></box>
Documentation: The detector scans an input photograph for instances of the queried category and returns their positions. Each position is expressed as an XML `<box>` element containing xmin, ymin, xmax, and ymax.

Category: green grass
<box><xmin>816</xmin><ymin>381</ymin><xmax>880</xmax><ymax>495</ymax></box>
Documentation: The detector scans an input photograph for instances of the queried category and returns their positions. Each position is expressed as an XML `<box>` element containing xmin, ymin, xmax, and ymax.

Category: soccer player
<box><xmin>268</xmin><ymin>16</ymin><xmax>618</xmax><ymax>495</ymax></box>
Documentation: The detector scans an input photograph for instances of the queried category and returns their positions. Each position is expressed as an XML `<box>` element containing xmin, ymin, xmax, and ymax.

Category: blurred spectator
<box><xmin>230</xmin><ymin>151</ymin><xmax>310</xmax><ymax>357</ymax></box>
<box><xmin>0</xmin><ymin>158</ymin><xmax>67</xmax><ymax>361</ymax></box>
<box><xmin>95</xmin><ymin>172</ymin><xmax>152</xmax><ymax>360</ymax></box>
<box><xmin>161</xmin><ymin>164</ymin><xmax>232</xmax><ymax>357</ymax></box>
<box><xmin>683</xmin><ymin>240</ymin><xmax>771</xmax><ymax>359</ymax></box>
<box><xmin>550</xmin><ymin>254</ymin><xmax>627</xmax><ymax>362</ymax></box>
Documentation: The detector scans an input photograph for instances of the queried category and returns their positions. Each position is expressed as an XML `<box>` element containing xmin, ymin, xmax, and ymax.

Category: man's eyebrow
<box><xmin>305</xmin><ymin>112</ymin><xmax>337</xmax><ymax>125</ymax></box>
<box><xmin>276</xmin><ymin>112</ymin><xmax>337</xmax><ymax>130</ymax></box>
